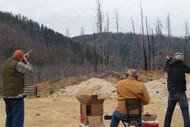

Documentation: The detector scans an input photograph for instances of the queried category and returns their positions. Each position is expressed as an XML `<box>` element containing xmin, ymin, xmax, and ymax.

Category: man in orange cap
<box><xmin>2</xmin><ymin>50</ymin><xmax>33</xmax><ymax>127</ymax></box>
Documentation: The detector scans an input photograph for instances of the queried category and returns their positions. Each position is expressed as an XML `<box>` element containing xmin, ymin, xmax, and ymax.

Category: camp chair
<box><xmin>119</xmin><ymin>98</ymin><xmax>142</xmax><ymax>127</ymax></box>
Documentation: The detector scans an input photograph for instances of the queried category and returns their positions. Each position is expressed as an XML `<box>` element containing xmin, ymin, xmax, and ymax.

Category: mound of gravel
<box><xmin>144</xmin><ymin>78</ymin><xmax>168</xmax><ymax>101</ymax></box>
<box><xmin>144</xmin><ymin>75</ymin><xmax>190</xmax><ymax>101</ymax></box>
<box><xmin>57</xmin><ymin>78</ymin><xmax>169</xmax><ymax>100</ymax></box>
<box><xmin>58</xmin><ymin>78</ymin><xmax>117</xmax><ymax>99</ymax></box>
<box><xmin>55</xmin><ymin>76</ymin><xmax>190</xmax><ymax>101</ymax></box>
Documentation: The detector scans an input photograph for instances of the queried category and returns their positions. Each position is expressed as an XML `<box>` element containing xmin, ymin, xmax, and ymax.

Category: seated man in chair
<box><xmin>110</xmin><ymin>68</ymin><xmax>150</xmax><ymax>127</ymax></box>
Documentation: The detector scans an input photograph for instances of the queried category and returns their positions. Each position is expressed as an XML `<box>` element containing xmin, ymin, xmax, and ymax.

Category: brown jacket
<box><xmin>116</xmin><ymin>77</ymin><xmax>150</xmax><ymax>114</ymax></box>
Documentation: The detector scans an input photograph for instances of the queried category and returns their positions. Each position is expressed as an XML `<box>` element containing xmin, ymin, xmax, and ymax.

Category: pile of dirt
<box><xmin>144</xmin><ymin>75</ymin><xmax>190</xmax><ymax>101</ymax></box>
<box><xmin>57</xmin><ymin>78</ymin><xmax>117</xmax><ymax>99</ymax></box>
<box><xmin>144</xmin><ymin>78</ymin><xmax>168</xmax><ymax>101</ymax></box>
<box><xmin>37</xmin><ymin>73</ymin><xmax>121</xmax><ymax>97</ymax></box>
<box><xmin>56</xmin><ymin>77</ymin><xmax>169</xmax><ymax>100</ymax></box>
<box><xmin>37</xmin><ymin>70</ymin><xmax>166</xmax><ymax>97</ymax></box>
<box><xmin>58</xmin><ymin>76</ymin><xmax>190</xmax><ymax>101</ymax></box>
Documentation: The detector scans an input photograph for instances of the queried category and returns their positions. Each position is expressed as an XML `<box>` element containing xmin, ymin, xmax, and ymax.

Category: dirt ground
<box><xmin>0</xmin><ymin>96</ymin><xmax>187</xmax><ymax>127</ymax></box>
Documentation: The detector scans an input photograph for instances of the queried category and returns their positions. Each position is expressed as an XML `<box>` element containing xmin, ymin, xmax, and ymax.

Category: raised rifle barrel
<box><xmin>25</xmin><ymin>49</ymin><xmax>33</xmax><ymax>56</ymax></box>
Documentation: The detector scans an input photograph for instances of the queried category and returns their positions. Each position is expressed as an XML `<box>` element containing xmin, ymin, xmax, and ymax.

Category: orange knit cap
<box><xmin>13</xmin><ymin>50</ymin><xmax>24</xmax><ymax>59</ymax></box>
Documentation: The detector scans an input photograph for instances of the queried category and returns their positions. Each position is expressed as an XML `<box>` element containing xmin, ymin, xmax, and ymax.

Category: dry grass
<box><xmin>138</xmin><ymin>70</ymin><xmax>166</xmax><ymax>83</ymax></box>
<box><xmin>37</xmin><ymin>75</ymin><xmax>90</xmax><ymax>96</ymax></box>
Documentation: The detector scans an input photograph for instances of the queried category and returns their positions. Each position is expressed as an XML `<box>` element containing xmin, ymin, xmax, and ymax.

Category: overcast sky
<box><xmin>0</xmin><ymin>0</ymin><xmax>189</xmax><ymax>37</ymax></box>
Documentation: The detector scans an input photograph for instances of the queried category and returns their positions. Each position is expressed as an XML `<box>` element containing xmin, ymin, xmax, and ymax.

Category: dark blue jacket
<box><xmin>164</xmin><ymin>59</ymin><xmax>190</xmax><ymax>94</ymax></box>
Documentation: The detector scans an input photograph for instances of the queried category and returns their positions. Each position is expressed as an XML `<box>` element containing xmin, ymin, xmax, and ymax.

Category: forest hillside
<box><xmin>0</xmin><ymin>11</ymin><xmax>100</xmax><ymax>86</ymax></box>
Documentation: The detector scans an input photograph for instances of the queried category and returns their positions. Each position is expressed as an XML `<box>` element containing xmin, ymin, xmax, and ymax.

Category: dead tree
<box><xmin>105</xmin><ymin>12</ymin><xmax>110</xmax><ymax>68</ymax></box>
<box><xmin>184</xmin><ymin>23</ymin><xmax>189</xmax><ymax>64</ymax></box>
<box><xmin>106</xmin><ymin>12</ymin><xmax>110</xmax><ymax>32</ymax></box>
<box><xmin>93</xmin><ymin>32</ymin><xmax>98</xmax><ymax>73</ymax></box>
<box><xmin>130</xmin><ymin>18</ymin><xmax>136</xmax><ymax>67</ymax></box>
<box><xmin>96</xmin><ymin>0</ymin><xmax>103</xmax><ymax>34</ymax></box>
<box><xmin>96</xmin><ymin>0</ymin><xmax>105</xmax><ymax>72</ymax></box>
<box><xmin>167</xmin><ymin>14</ymin><xmax>173</xmax><ymax>55</ymax></box>
<box><xmin>140</xmin><ymin>2</ymin><xmax>148</xmax><ymax>70</ymax></box>
<box><xmin>66</xmin><ymin>27</ymin><xmax>72</xmax><ymax>65</ymax></box>
<box><xmin>145</xmin><ymin>16</ymin><xmax>151</xmax><ymax>70</ymax></box>
<box><xmin>80</xmin><ymin>26</ymin><xmax>87</xmax><ymax>74</ymax></box>
<box><xmin>131</xmin><ymin>18</ymin><xmax>140</xmax><ymax>68</ymax></box>
<box><xmin>156</xmin><ymin>19</ymin><xmax>165</xmax><ymax>69</ymax></box>
<box><xmin>115</xmin><ymin>10</ymin><xmax>120</xmax><ymax>70</ymax></box>
<box><xmin>115</xmin><ymin>10</ymin><xmax>119</xmax><ymax>33</ymax></box>
<box><xmin>151</xmin><ymin>29</ymin><xmax>155</xmax><ymax>70</ymax></box>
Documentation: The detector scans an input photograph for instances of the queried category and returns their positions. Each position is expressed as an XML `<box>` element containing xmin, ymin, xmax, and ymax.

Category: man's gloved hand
<box><xmin>21</xmin><ymin>56</ymin><xmax>28</xmax><ymax>64</ymax></box>
<box><xmin>25</xmin><ymin>54</ymin><xmax>29</xmax><ymax>59</ymax></box>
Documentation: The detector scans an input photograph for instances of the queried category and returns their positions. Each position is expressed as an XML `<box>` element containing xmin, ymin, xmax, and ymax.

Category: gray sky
<box><xmin>0</xmin><ymin>0</ymin><xmax>189</xmax><ymax>37</ymax></box>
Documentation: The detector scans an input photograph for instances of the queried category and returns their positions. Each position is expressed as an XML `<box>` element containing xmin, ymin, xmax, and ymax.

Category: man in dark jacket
<box><xmin>2</xmin><ymin>50</ymin><xmax>33</xmax><ymax>127</ymax></box>
<box><xmin>164</xmin><ymin>52</ymin><xmax>190</xmax><ymax>127</ymax></box>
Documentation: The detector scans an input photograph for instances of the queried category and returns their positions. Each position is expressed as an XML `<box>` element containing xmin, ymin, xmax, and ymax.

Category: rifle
<box><xmin>24</xmin><ymin>49</ymin><xmax>33</xmax><ymax>57</ymax></box>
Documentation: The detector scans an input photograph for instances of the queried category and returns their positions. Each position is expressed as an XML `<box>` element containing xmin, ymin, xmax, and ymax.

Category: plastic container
<box><xmin>142</xmin><ymin>120</ymin><xmax>159</xmax><ymax>127</ymax></box>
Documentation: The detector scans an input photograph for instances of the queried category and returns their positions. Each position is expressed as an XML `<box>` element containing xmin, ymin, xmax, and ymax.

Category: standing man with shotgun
<box><xmin>164</xmin><ymin>52</ymin><xmax>190</xmax><ymax>127</ymax></box>
<box><xmin>2</xmin><ymin>50</ymin><xmax>33</xmax><ymax>127</ymax></box>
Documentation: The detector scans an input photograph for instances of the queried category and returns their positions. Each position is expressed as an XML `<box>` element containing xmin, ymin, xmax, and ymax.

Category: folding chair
<box><xmin>119</xmin><ymin>98</ymin><xmax>142</xmax><ymax>127</ymax></box>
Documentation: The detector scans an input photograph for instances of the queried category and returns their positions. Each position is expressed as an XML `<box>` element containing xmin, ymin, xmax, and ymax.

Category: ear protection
<box><xmin>125</xmin><ymin>72</ymin><xmax>129</xmax><ymax>78</ymax></box>
<box><xmin>125</xmin><ymin>68</ymin><xmax>139</xmax><ymax>79</ymax></box>
<box><xmin>172</xmin><ymin>57</ymin><xmax>185</xmax><ymax>63</ymax></box>
<box><xmin>171</xmin><ymin>52</ymin><xmax>185</xmax><ymax>63</ymax></box>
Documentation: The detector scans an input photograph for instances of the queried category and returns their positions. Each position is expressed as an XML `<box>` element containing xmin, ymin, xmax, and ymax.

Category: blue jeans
<box><xmin>110</xmin><ymin>110</ymin><xmax>143</xmax><ymax>127</ymax></box>
<box><xmin>3</xmin><ymin>98</ymin><xmax>24</xmax><ymax>127</ymax></box>
<box><xmin>164</xmin><ymin>93</ymin><xmax>190</xmax><ymax>127</ymax></box>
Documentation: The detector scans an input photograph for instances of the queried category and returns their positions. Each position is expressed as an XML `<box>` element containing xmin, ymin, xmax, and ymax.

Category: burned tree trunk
<box><xmin>145</xmin><ymin>17</ymin><xmax>151</xmax><ymax>70</ymax></box>
<box><xmin>140</xmin><ymin>2</ymin><xmax>148</xmax><ymax>70</ymax></box>
<box><xmin>151</xmin><ymin>29</ymin><xmax>155</xmax><ymax>70</ymax></box>
<box><xmin>184</xmin><ymin>23</ymin><xmax>190</xmax><ymax>65</ymax></box>
<box><xmin>167</xmin><ymin>14</ymin><xmax>173</xmax><ymax>55</ymax></box>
